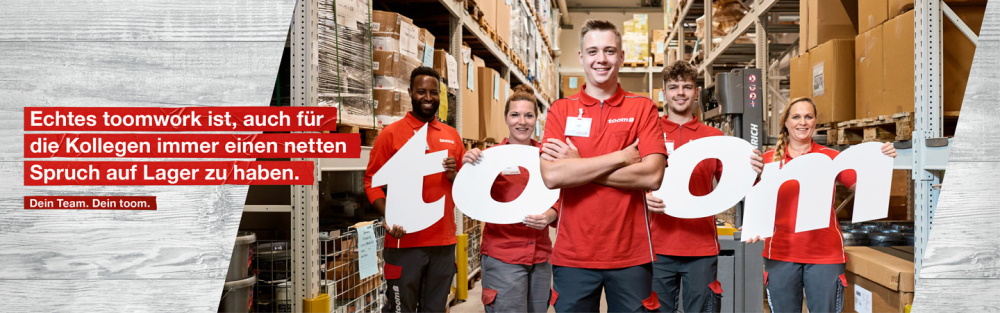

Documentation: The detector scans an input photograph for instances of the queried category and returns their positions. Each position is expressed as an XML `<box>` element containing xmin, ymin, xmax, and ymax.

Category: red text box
<box><xmin>25</xmin><ymin>133</ymin><xmax>361</xmax><ymax>158</ymax></box>
<box><xmin>25</xmin><ymin>196</ymin><xmax>157</xmax><ymax>210</ymax></box>
<box><xmin>24</xmin><ymin>161</ymin><xmax>314</xmax><ymax>185</ymax></box>
<box><xmin>24</xmin><ymin>107</ymin><xmax>338</xmax><ymax>132</ymax></box>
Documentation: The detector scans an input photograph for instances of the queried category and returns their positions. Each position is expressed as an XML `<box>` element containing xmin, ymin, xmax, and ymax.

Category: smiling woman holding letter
<box><xmin>748</xmin><ymin>97</ymin><xmax>897</xmax><ymax>313</ymax></box>
<box><xmin>461</xmin><ymin>84</ymin><xmax>558</xmax><ymax>313</ymax></box>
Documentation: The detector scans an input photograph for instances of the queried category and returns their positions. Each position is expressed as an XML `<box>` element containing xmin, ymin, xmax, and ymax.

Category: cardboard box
<box><xmin>461</xmin><ymin>49</ymin><xmax>481</xmax><ymax>140</ymax></box>
<box><xmin>843</xmin><ymin>247</ymin><xmax>914</xmax><ymax>313</ymax></box>
<box><xmin>882</xmin><ymin>11</ymin><xmax>915</xmax><ymax>116</ymax></box>
<box><xmin>417</xmin><ymin>28</ymin><xmax>436</xmax><ymax>62</ymax></box>
<box><xmin>652</xmin><ymin>29</ymin><xmax>667</xmax><ymax>64</ymax></box>
<box><xmin>476</xmin><ymin>0</ymin><xmax>496</xmax><ymax>31</ymax></box>
<box><xmin>855</xmin><ymin>25</ymin><xmax>883</xmax><ymax>119</ymax></box>
<box><xmin>372</xmin><ymin>51</ymin><xmax>403</xmax><ymax>77</ymax></box>
<box><xmin>373</xmin><ymin>89</ymin><xmax>410</xmax><ymax>127</ymax></box>
<box><xmin>478</xmin><ymin>67</ymin><xmax>502</xmax><ymax>141</ymax></box>
<box><xmin>789</xmin><ymin>52</ymin><xmax>811</xmax><ymax>100</ymax></box>
<box><xmin>859</xmin><ymin>0</ymin><xmax>888</xmax><ymax>33</ymax></box>
<box><xmin>809</xmin><ymin>39</ymin><xmax>856</xmax><ymax>123</ymax></box>
<box><xmin>371</xmin><ymin>10</ymin><xmax>413</xmax><ymax>37</ymax></box>
<box><xmin>876</xmin><ymin>6</ymin><xmax>983</xmax><ymax>117</ymax></box>
<box><xmin>433</xmin><ymin>49</ymin><xmax>451</xmax><ymax>81</ymax></box>
<box><xmin>801</xmin><ymin>0</ymin><xmax>857</xmax><ymax>53</ymax></box>
<box><xmin>561</xmin><ymin>75</ymin><xmax>584</xmax><ymax>98</ymax></box>
<box><xmin>496</xmin><ymin>0</ymin><xmax>511</xmax><ymax>45</ymax></box>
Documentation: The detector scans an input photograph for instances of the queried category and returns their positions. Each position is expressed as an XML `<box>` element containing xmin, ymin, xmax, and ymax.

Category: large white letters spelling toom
<box><xmin>372</xmin><ymin>129</ymin><xmax>893</xmax><ymax>237</ymax></box>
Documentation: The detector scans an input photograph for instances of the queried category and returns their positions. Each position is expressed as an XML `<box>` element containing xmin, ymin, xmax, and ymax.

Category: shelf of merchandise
<box><xmin>266</xmin><ymin>0</ymin><xmax>562</xmax><ymax>310</ymax></box>
<box><xmin>663</xmin><ymin>0</ymin><xmax>973</xmax><ymax>277</ymax></box>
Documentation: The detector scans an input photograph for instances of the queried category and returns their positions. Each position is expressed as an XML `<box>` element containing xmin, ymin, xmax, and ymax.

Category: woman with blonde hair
<box><xmin>747</xmin><ymin>97</ymin><xmax>896</xmax><ymax>313</ymax></box>
<box><xmin>462</xmin><ymin>84</ymin><xmax>558</xmax><ymax>312</ymax></box>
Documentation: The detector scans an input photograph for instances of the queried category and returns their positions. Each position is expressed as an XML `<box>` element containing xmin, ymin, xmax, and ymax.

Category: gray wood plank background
<box><xmin>918</xmin><ymin>162</ymin><xmax>1000</xmax><ymax>278</ymax></box>
<box><xmin>1</xmin><ymin>280</ymin><xmax>224</xmax><ymax>312</ymax></box>
<box><xmin>0</xmin><ymin>0</ymin><xmax>294</xmax><ymax>311</ymax></box>
<box><xmin>0</xmin><ymin>0</ymin><xmax>292</xmax><ymax>42</ymax></box>
<box><xmin>913</xmin><ymin>1</ymin><xmax>1000</xmax><ymax>311</ymax></box>
<box><xmin>0</xmin><ymin>42</ymin><xmax>290</xmax><ymax>161</ymax></box>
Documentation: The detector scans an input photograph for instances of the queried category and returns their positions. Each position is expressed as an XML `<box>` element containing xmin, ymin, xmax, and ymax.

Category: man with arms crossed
<box><xmin>540</xmin><ymin>19</ymin><xmax>667</xmax><ymax>312</ymax></box>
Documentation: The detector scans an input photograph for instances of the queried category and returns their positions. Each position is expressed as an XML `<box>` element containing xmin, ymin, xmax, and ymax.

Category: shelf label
<box><xmin>446</xmin><ymin>54</ymin><xmax>459</xmax><ymax>90</ymax></box>
<box><xmin>467</xmin><ymin>64</ymin><xmax>475</xmax><ymax>90</ymax></box>
<box><xmin>812</xmin><ymin>62</ymin><xmax>825</xmax><ymax>97</ymax></box>
<box><xmin>569</xmin><ymin>77</ymin><xmax>578</xmax><ymax>89</ymax></box>
<box><xmin>400</xmin><ymin>22</ymin><xmax>419</xmax><ymax>60</ymax></box>
<box><xmin>335</xmin><ymin>0</ymin><xmax>361</xmax><ymax>29</ymax></box>
<box><xmin>422</xmin><ymin>41</ymin><xmax>434</xmax><ymax>67</ymax></box>
<box><xmin>356</xmin><ymin>223</ymin><xmax>379</xmax><ymax>279</ymax></box>
<box><xmin>854</xmin><ymin>284</ymin><xmax>872</xmax><ymax>313</ymax></box>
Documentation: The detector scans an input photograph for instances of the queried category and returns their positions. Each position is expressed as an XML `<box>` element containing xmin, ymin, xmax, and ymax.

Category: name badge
<box><xmin>665</xmin><ymin>140</ymin><xmax>675</xmax><ymax>154</ymax></box>
<box><xmin>565</xmin><ymin>108</ymin><xmax>591</xmax><ymax>137</ymax></box>
<box><xmin>565</xmin><ymin>117</ymin><xmax>592</xmax><ymax>137</ymax></box>
<box><xmin>501</xmin><ymin>166</ymin><xmax>522</xmax><ymax>176</ymax></box>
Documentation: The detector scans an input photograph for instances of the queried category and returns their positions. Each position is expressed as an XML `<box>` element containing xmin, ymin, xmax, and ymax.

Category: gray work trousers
<box><xmin>764</xmin><ymin>259</ymin><xmax>846</xmax><ymax>313</ymax></box>
<box><xmin>382</xmin><ymin>245</ymin><xmax>456</xmax><ymax>313</ymax></box>
<box><xmin>480</xmin><ymin>255</ymin><xmax>551</xmax><ymax>313</ymax></box>
<box><xmin>652</xmin><ymin>255</ymin><xmax>722</xmax><ymax>313</ymax></box>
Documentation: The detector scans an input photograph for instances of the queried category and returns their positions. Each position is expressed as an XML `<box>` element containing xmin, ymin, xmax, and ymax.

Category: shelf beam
<box><xmin>699</xmin><ymin>0</ymin><xmax>782</xmax><ymax>75</ymax></box>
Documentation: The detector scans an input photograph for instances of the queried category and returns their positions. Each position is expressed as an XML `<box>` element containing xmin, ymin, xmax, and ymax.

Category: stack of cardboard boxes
<box><xmin>372</xmin><ymin>10</ymin><xmax>425</xmax><ymax>127</ymax></box>
<box><xmin>317</xmin><ymin>0</ymin><xmax>373</xmax><ymax>127</ymax></box>
<box><xmin>792</xmin><ymin>0</ymin><xmax>984</xmax><ymax>123</ymax></box>
<box><xmin>854</xmin><ymin>0</ymin><xmax>984</xmax><ymax>119</ymax></box>
<box><xmin>789</xmin><ymin>0</ymin><xmax>857</xmax><ymax>124</ymax></box>
<box><xmin>371</xmin><ymin>10</ymin><xmax>442</xmax><ymax>128</ymax></box>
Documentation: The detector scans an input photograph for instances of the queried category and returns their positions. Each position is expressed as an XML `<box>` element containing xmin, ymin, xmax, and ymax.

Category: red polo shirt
<box><xmin>363</xmin><ymin>112</ymin><xmax>466</xmax><ymax>248</ymax></box>
<box><xmin>761</xmin><ymin>141</ymin><xmax>856</xmax><ymax>264</ymax></box>
<box><xmin>480</xmin><ymin>138</ymin><xmax>558</xmax><ymax>265</ymax></box>
<box><xmin>650</xmin><ymin>116</ymin><xmax>724</xmax><ymax>257</ymax></box>
<box><xmin>542</xmin><ymin>84</ymin><xmax>667</xmax><ymax>269</ymax></box>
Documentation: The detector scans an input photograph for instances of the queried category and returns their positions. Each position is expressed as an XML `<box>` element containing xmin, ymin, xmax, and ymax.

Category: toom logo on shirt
<box><xmin>607</xmin><ymin>117</ymin><xmax>635</xmax><ymax>124</ymax></box>
<box><xmin>439</xmin><ymin>139</ymin><xmax>455</xmax><ymax>144</ymax></box>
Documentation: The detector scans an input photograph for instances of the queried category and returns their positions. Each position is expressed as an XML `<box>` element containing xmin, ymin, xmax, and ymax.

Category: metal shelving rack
<box><xmin>273</xmin><ymin>0</ymin><xmax>561</xmax><ymax>311</ymax></box>
<box><xmin>663</xmin><ymin>0</ymin><xmax>975</xmax><ymax>278</ymax></box>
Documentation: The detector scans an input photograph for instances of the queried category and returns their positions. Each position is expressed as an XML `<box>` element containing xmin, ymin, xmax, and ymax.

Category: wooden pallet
<box><xmin>814</xmin><ymin>122</ymin><xmax>839</xmax><ymax>146</ymax></box>
<box><xmin>835</xmin><ymin>112</ymin><xmax>914</xmax><ymax>145</ymax></box>
<box><xmin>623</xmin><ymin>61</ymin><xmax>648</xmax><ymax>67</ymax></box>
<box><xmin>337</xmin><ymin>125</ymin><xmax>380</xmax><ymax>146</ymax></box>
